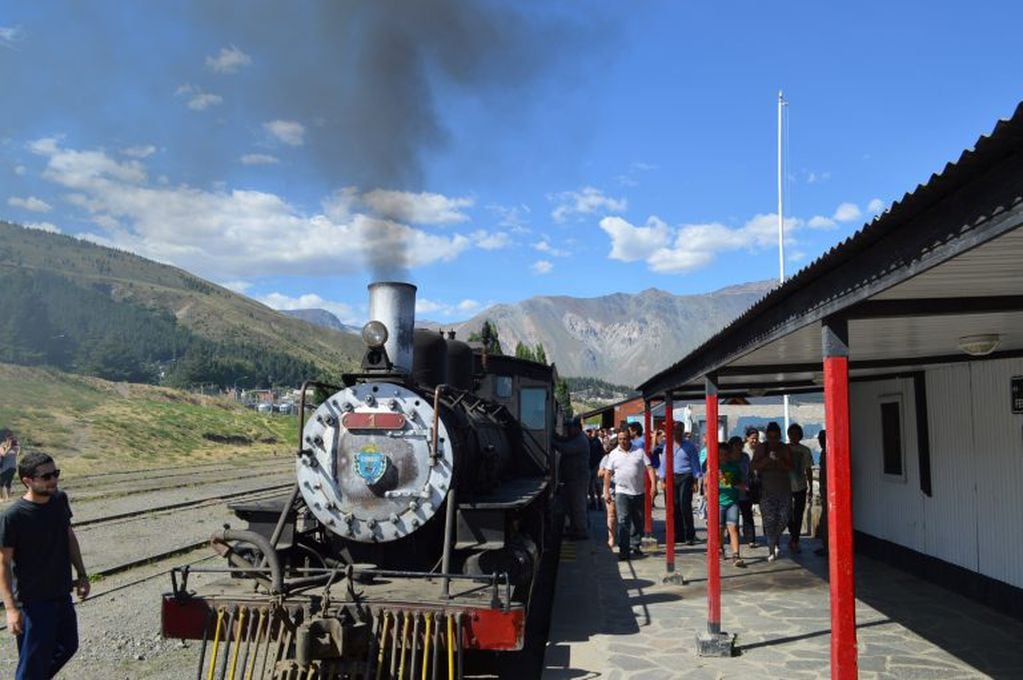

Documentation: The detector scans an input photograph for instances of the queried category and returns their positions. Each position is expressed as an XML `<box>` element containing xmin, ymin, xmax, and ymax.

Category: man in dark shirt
<box><xmin>0</xmin><ymin>452</ymin><xmax>89</xmax><ymax>680</ymax></box>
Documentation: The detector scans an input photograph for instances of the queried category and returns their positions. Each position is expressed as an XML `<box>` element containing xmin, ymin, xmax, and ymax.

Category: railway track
<box><xmin>65</xmin><ymin>457</ymin><xmax>290</xmax><ymax>485</ymax></box>
<box><xmin>72</xmin><ymin>482</ymin><xmax>293</xmax><ymax>529</ymax></box>
<box><xmin>0</xmin><ymin>482</ymin><xmax>296</xmax><ymax>629</ymax></box>
<box><xmin>63</xmin><ymin>458</ymin><xmax>289</xmax><ymax>492</ymax></box>
<box><xmin>66</xmin><ymin>466</ymin><xmax>292</xmax><ymax>503</ymax></box>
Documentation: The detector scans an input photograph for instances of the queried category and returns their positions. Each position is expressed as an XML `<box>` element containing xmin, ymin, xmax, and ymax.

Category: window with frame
<box><xmin>880</xmin><ymin>398</ymin><xmax>903</xmax><ymax>477</ymax></box>
<box><xmin>495</xmin><ymin>375</ymin><xmax>513</xmax><ymax>399</ymax></box>
<box><xmin>519</xmin><ymin>387</ymin><xmax>547</xmax><ymax>430</ymax></box>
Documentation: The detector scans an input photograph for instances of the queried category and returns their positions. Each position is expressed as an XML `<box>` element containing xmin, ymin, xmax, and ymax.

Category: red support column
<box><xmin>696</xmin><ymin>376</ymin><xmax>729</xmax><ymax>654</ymax></box>
<box><xmin>644</xmin><ymin>402</ymin><xmax>654</xmax><ymax>537</ymax></box>
<box><xmin>663</xmin><ymin>397</ymin><xmax>676</xmax><ymax>573</ymax></box>
<box><xmin>823</xmin><ymin>320</ymin><xmax>858</xmax><ymax>679</ymax></box>
<box><xmin>705</xmin><ymin>379</ymin><xmax>721</xmax><ymax>634</ymax></box>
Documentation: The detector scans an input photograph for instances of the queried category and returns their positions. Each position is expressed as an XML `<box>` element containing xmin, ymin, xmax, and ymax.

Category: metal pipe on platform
<box><xmin>212</xmin><ymin>529</ymin><xmax>283</xmax><ymax>595</ymax></box>
<box><xmin>440</xmin><ymin>488</ymin><xmax>457</xmax><ymax>599</ymax></box>
<box><xmin>663</xmin><ymin>398</ymin><xmax>676</xmax><ymax>572</ymax></box>
<box><xmin>823</xmin><ymin>319</ymin><xmax>858</xmax><ymax>679</ymax></box>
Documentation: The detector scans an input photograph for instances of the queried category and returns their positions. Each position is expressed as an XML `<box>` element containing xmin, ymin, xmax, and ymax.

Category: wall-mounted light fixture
<box><xmin>957</xmin><ymin>333</ymin><xmax>1001</xmax><ymax>357</ymax></box>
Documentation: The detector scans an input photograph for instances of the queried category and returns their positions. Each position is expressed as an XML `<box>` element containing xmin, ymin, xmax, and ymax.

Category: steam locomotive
<box><xmin>162</xmin><ymin>282</ymin><xmax>563</xmax><ymax>679</ymax></box>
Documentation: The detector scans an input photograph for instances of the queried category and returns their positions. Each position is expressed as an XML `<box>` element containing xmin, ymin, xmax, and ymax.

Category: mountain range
<box><xmin>1</xmin><ymin>220</ymin><xmax>772</xmax><ymax>389</ymax></box>
<box><xmin>289</xmin><ymin>281</ymin><xmax>773</xmax><ymax>386</ymax></box>
<box><xmin>0</xmin><ymin>221</ymin><xmax>363</xmax><ymax>386</ymax></box>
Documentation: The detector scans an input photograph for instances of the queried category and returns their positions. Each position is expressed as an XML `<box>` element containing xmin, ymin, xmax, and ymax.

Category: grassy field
<box><xmin>0</xmin><ymin>363</ymin><xmax>299</xmax><ymax>475</ymax></box>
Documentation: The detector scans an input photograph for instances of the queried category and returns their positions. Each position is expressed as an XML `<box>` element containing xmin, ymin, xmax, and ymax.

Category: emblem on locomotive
<box><xmin>354</xmin><ymin>446</ymin><xmax>388</xmax><ymax>485</ymax></box>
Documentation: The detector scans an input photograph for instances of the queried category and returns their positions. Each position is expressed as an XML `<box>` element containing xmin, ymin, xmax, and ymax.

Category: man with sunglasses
<box><xmin>0</xmin><ymin>452</ymin><xmax>89</xmax><ymax>679</ymax></box>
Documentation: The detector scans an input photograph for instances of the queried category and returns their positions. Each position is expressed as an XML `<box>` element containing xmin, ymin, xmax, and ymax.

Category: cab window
<box><xmin>520</xmin><ymin>387</ymin><xmax>547</xmax><ymax>430</ymax></box>
<box><xmin>495</xmin><ymin>375</ymin><xmax>513</xmax><ymax>399</ymax></box>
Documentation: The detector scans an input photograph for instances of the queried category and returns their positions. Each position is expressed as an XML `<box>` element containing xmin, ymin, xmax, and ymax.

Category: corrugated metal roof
<box><xmin>637</xmin><ymin>101</ymin><xmax>1023</xmax><ymax>397</ymax></box>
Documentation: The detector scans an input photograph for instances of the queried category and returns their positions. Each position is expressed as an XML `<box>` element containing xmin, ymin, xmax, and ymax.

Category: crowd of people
<box><xmin>558</xmin><ymin>417</ymin><xmax>828</xmax><ymax>566</ymax></box>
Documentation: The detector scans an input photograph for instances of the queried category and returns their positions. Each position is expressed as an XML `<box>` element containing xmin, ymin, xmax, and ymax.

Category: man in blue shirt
<box><xmin>657</xmin><ymin>421</ymin><xmax>702</xmax><ymax>544</ymax></box>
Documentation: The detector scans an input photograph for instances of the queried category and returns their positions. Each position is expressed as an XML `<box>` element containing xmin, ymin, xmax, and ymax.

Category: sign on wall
<box><xmin>1013</xmin><ymin>376</ymin><xmax>1023</xmax><ymax>414</ymax></box>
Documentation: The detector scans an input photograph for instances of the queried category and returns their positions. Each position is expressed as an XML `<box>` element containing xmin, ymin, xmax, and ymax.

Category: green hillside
<box><xmin>0</xmin><ymin>363</ymin><xmax>298</xmax><ymax>474</ymax></box>
<box><xmin>0</xmin><ymin>221</ymin><xmax>363</xmax><ymax>387</ymax></box>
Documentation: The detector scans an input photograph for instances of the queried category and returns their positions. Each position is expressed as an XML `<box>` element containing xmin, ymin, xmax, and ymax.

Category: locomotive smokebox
<box><xmin>368</xmin><ymin>281</ymin><xmax>416</xmax><ymax>374</ymax></box>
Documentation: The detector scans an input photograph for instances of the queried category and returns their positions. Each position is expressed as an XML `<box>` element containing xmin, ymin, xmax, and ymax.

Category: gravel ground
<box><xmin>67</xmin><ymin>471</ymin><xmax>293</xmax><ymax>524</ymax></box>
<box><xmin>75</xmin><ymin>490</ymin><xmax>290</xmax><ymax>573</ymax></box>
<box><xmin>64</xmin><ymin>462</ymin><xmax>289</xmax><ymax>501</ymax></box>
<box><xmin>0</xmin><ymin>547</ymin><xmax>221</xmax><ymax>679</ymax></box>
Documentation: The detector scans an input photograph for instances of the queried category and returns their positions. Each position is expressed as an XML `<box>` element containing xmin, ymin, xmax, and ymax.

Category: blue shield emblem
<box><xmin>354</xmin><ymin>448</ymin><xmax>388</xmax><ymax>485</ymax></box>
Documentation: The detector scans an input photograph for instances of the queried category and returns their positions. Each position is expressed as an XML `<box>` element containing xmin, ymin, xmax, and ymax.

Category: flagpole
<box><xmin>778</xmin><ymin>90</ymin><xmax>790</xmax><ymax>431</ymax></box>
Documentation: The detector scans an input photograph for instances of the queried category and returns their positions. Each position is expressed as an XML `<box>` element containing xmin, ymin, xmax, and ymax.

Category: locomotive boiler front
<box><xmin>298</xmin><ymin>383</ymin><xmax>455</xmax><ymax>543</ymax></box>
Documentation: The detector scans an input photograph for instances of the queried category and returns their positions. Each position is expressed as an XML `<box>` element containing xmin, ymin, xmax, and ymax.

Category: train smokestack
<box><xmin>367</xmin><ymin>282</ymin><xmax>416</xmax><ymax>374</ymax></box>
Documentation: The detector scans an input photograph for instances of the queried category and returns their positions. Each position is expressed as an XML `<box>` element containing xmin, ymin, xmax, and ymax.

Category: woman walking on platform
<box><xmin>752</xmin><ymin>421</ymin><xmax>792</xmax><ymax>561</ymax></box>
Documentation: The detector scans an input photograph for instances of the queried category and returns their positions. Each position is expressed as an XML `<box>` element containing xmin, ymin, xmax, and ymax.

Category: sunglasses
<box><xmin>33</xmin><ymin>469</ymin><xmax>60</xmax><ymax>481</ymax></box>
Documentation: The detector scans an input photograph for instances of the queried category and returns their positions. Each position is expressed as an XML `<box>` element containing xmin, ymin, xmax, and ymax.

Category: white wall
<box><xmin>849</xmin><ymin>358</ymin><xmax>1023</xmax><ymax>589</ymax></box>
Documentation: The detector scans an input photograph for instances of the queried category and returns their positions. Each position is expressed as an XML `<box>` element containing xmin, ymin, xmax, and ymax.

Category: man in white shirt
<box><xmin>602</xmin><ymin>429</ymin><xmax>655</xmax><ymax>561</ymax></box>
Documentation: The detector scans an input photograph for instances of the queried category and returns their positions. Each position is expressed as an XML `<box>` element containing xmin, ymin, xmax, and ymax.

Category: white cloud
<box><xmin>806</xmin><ymin>170</ymin><xmax>831</xmax><ymax>184</ymax></box>
<box><xmin>240</xmin><ymin>153</ymin><xmax>280</xmax><ymax>166</ymax></box>
<box><xmin>471</xmin><ymin>230</ymin><xmax>511</xmax><ymax>250</ymax></box>
<box><xmin>415</xmin><ymin>298</ymin><xmax>444</xmax><ymax>314</ymax></box>
<box><xmin>220</xmin><ymin>280</ymin><xmax>252</xmax><ymax>293</ymax></box>
<box><xmin>8</xmin><ymin>196</ymin><xmax>52</xmax><ymax>212</ymax></box>
<box><xmin>14</xmin><ymin>165</ymin><xmax>26</xmax><ymax>176</ymax></box>
<box><xmin>260</xmin><ymin>292</ymin><xmax>358</xmax><ymax>325</ymax></box>
<box><xmin>807</xmin><ymin>215</ymin><xmax>836</xmax><ymax>229</ymax></box>
<box><xmin>531</xmin><ymin>260</ymin><xmax>553</xmax><ymax>275</ymax></box>
<box><xmin>27</xmin><ymin>138</ymin><xmax>473</xmax><ymax>280</ymax></box>
<box><xmin>867</xmin><ymin>198</ymin><xmax>886</xmax><ymax>214</ymax></box>
<box><xmin>121</xmin><ymin>145</ymin><xmax>157</xmax><ymax>159</ymax></box>
<box><xmin>550</xmin><ymin>186</ymin><xmax>626</xmax><ymax>222</ymax></box>
<box><xmin>414</xmin><ymin>297</ymin><xmax>484</xmax><ymax>318</ymax></box>
<box><xmin>533</xmin><ymin>239</ymin><xmax>569</xmax><ymax>257</ymax></box>
<box><xmin>598</xmin><ymin>215</ymin><xmax>669</xmax><ymax>262</ymax></box>
<box><xmin>264</xmin><ymin>120</ymin><xmax>305</xmax><ymax>146</ymax></box>
<box><xmin>206</xmin><ymin>45</ymin><xmax>252</xmax><ymax>74</ymax></box>
<box><xmin>0</xmin><ymin>25</ymin><xmax>23</xmax><ymax>49</ymax></box>
<box><xmin>833</xmin><ymin>202</ymin><xmax>862</xmax><ymax>223</ymax></box>
<box><xmin>175</xmin><ymin>84</ymin><xmax>223</xmax><ymax>111</ymax></box>
<box><xmin>603</xmin><ymin>212</ymin><xmax>801</xmax><ymax>274</ymax></box>
<box><xmin>360</xmin><ymin>189</ymin><xmax>472</xmax><ymax>224</ymax></box>
<box><xmin>615</xmin><ymin>162</ymin><xmax>657</xmax><ymax>187</ymax></box>
<box><xmin>29</xmin><ymin>137</ymin><xmax>147</xmax><ymax>185</ymax></box>
<box><xmin>24</xmin><ymin>222</ymin><xmax>60</xmax><ymax>233</ymax></box>
<box><xmin>488</xmin><ymin>203</ymin><xmax>531</xmax><ymax>233</ymax></box>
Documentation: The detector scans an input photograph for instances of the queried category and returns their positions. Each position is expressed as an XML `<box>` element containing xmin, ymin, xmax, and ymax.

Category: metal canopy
<box><xmin>638</xmin><ymin>102</ymin><xmax>1023</xmax><ymax>399</ymax></box>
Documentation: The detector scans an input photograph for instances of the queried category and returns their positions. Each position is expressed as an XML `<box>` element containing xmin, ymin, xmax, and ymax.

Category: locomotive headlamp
<box><xmin>362</xmin><ymin>320</ymin><xmax>389</xmax><ymax>348</ymax></box>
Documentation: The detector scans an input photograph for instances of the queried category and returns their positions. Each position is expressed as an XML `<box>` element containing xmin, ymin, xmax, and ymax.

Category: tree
<box><xmin>467</xmin><ymin>320</ymin><xmax>504</xmax><ymax>355</ymax></box>
<box><xmin>514</xmin><ymin>341</ymin><xmax>535</xmax><ymax>361</ymax></box>
<box><xmin>533</xmin><ymin>343</ymin><xmax>547</xmax><ymax>365</ymax></box>
<box><xmin>555</xmin><ymin>378</ymin><xmax>573</xmax><ymax>417</ymax></box>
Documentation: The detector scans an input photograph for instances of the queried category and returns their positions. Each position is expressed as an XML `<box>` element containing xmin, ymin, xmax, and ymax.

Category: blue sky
<box><xmin>3</xmin><ymin>2</ymin><xmax>1023</xmax><ymax>324</ymax></box>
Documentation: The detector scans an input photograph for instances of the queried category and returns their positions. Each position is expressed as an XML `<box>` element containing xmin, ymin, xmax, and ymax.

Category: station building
<box><xmin>637</xmin><ymin>102</ymin><xmax>1023</xmax><ymax>674</ymax></box>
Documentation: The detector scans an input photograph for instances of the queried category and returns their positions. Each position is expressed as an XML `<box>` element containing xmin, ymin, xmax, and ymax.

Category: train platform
<box><xmin>542</xmin><ymin>503</ymin><xmax>1023</xmax><ymax>679</ymax></box>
